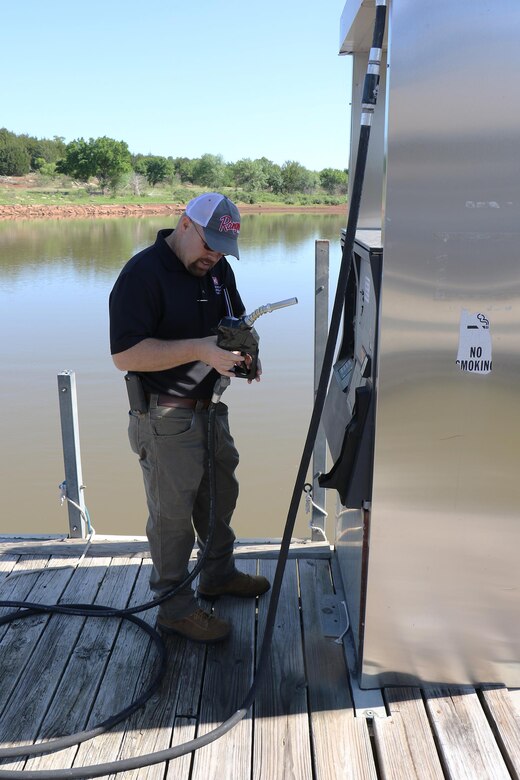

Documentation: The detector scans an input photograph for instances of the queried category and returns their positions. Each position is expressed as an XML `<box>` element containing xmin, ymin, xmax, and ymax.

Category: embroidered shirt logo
<box><xmin>219</xmin><ymin>215</ymin><xmax>240</xmax><ymax>234</ymax></box>
<box><xmin>211</xmin><ymin>275</ymin><xmax>222</xmax><ymax>295</ymax></box>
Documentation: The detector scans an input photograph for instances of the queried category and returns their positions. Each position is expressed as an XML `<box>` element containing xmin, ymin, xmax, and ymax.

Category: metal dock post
<box><xmin>57</xmin><ymin>371</ymin><xmax>87</xmax><ymax>538</ymax></box>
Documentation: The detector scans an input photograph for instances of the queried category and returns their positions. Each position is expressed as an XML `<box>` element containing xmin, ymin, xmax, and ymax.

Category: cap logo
<box><xmin>219</xmin><ymin>215</ymin><xmax>240</xmax><ymax>234</ymax></box>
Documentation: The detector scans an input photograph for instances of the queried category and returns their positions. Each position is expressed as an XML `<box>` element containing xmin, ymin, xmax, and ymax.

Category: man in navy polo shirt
<box><xmin>109</xmin><ymin>193</ymin><xmax>270</xmax><ymax>643</ymax></box>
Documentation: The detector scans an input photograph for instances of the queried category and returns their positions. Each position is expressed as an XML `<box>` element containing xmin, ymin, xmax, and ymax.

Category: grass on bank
<box><xmin>0</xmin><ymin>173</ymin><xmax>346</xmax><ymax>208</ymax></box>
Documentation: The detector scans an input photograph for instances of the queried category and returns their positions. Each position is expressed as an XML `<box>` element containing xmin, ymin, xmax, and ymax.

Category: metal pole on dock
<box><xmin>312</xmin><ymin>240</ymin><xmax>329</xmax><ymax>541</ymax></box>
<box><xmin>57</xmin><ymin>371</ymin><xmax>87</xmax><ymax>538</ymax></box>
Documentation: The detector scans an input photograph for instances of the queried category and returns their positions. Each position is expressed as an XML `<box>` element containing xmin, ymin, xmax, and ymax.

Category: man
<box><xmin>109</xmin><ymin>192</ymin><xmax>270</xmax><ymax>643</ymax></box>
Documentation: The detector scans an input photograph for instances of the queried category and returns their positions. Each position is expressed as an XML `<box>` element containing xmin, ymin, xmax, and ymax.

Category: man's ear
<box><xmin>179</xmin><ymin>215</ymin><xmax>191</xmax><ymax>232</ymax></box>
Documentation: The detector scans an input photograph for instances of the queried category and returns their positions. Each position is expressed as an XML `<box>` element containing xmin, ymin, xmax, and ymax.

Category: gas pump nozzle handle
<box><xmin>243</xmin><ymin>297</ymin><xmax>298</xmax><ymax>327</ymax></box>
<box><xmin>216</xmin><ymin>296</ymin><xmax>297</xmax><ymax>380</ymax></box>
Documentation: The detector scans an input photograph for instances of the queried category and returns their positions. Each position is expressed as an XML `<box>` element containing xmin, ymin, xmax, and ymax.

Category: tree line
<box><xmin>0</xmin><ymin>128</ymin><xmax>348</xmax><ymax>197</ymax></box>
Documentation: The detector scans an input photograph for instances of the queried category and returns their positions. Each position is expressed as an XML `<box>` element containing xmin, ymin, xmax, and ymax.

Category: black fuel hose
<box><xmin>0</xmin><ymin>3</ymin><xmax>387</xmax><ymax>774</ymax></box>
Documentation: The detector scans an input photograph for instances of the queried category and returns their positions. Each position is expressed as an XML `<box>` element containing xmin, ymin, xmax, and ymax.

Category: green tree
<box><xmin>92</xmin><ymin>136</ymin><xmax>132</xmax><ymax>192</ymax></box>
<box><xmin>131</xmin><ymin>153</ymin><xmax>148</xmax><ymax>176</ymax></box>
<box><xmin>320</xmin><ymin>167</ymin><xmax>348</xmax><ymax>194</ymax></box>
<box><xmin>256</xmin><ymin>157</ymin><xmax>283</xmax><ymax>193</ymax></box>
<box><xmin>0</xmin><ymin>128</ymin><xmax>31</xmax><ymax>175</ymax></box>
<box><xmin>281</xmin><ymin>160</ymin><xmax>315</xmax><ymax>193</ymax></box>
<box><xmin>231</xmin><ymin>158</ymin><xmax>267</xmax><ymax>191</ymax></box>
<box><xmin>172</xmin><ymin>157</ymin><xmax>195</xmax><ymax>183</ymax></box>
<box><xmin>56</xmin><ymin>137</ymin><xmax>95</xmax><ymax>181</ymax></box>
<box><xmin>23</xmin><ymin>135</ymin><xmax>66</xmax><ymax>169</ymax></box>
<box><xmin>56</xmin><ymin>136</ymin><xmax>131</xmax><ymax>192</ymax></box>
<box><xmin>38</xmin><ymin>161</ymin><xmax>58</xmax><ymax>178</ymax></box>
<box><xmin>191</xmin><ymin>153</ymin><xmax>226</xmax><ymax>188</ymax></box>
<box><xmin>144</xmin><ymin>156</ymin><xmax>171</xmax><ymax>187</ymax></box>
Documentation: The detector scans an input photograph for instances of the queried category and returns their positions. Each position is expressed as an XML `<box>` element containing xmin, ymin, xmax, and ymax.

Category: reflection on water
<box><xmin>0</xmin><ymin>213</ymin><xmax>346</xmax><ymax>540</ymax></box>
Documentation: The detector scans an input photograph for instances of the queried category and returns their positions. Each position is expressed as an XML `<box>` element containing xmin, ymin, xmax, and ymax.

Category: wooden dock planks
<box><xmin>71</xmin><ymin>560</ymin><xmax>160</xmax><ymax>774</ymax></box>
<box><xmin>253</xmin><ymin>558</ymin><xmax>313</xmax><ymax>780</ymax></box>
<box><xmin>374</xmin><ymin>687</ymin><xmax>444</xmax><ymax>780</ymax></box>
<box><xmin>424</xmin><ymin>686</ymin><xmax>512</xmax><ymax>779</ymax></box>
<box><xmin>0</xmin><ymin>554</ymin><xmax>97</xmax><ymax>770</ymax></box>
<box><xmin>299</xmin><ymin>557</ymin><xmax>377</xmax><ymax>780</ymax></box>
<box><xmin>480</xmin><ymin>686</ymin><xmax>520</xmax><ymax>780</ymax></box>
<box><xmin>24</xmin><ymin>556</ymin><xmax>143</xmax><ymax>774</ymax></box>
<box><xmin>0</xmin><ymin>540</ymin><xmax>519</xmax><ymax>779</ymax></box>
<box><xmin>191</xmin><ymin>558</ymin><xmax>257</xmax><ymax>780</ymax></box>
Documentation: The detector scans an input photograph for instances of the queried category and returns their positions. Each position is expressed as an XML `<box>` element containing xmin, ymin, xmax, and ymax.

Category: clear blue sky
<box><xmin>1</xmin><ymin>0</ymin><xmax>352</xmax><ymax>172</ymax></box>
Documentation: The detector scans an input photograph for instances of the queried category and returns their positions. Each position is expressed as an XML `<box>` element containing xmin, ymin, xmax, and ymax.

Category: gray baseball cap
<box><xmin>186</xmin><ymin>192</ymin><xmax>241</xmax><ymax>259</ymax></box>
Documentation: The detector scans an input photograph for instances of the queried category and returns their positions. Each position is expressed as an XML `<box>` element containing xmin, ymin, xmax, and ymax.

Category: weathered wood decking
<box><xmin>0</xmin><ymin>536</ymin><xmax>519</xmax><ymax>779</ymax></box>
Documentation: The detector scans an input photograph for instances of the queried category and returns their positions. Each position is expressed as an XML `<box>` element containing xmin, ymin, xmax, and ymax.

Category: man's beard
<box><xmin>186</xmin><ymin>256</ymin><xmax>217</xmax><ymax>277</ymax></box>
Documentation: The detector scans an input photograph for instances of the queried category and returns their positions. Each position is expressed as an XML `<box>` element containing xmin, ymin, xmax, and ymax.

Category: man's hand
<box><xmin>246</xmin><ymin>355</ymin><xmax>262</xmax><ymax>383</ymax></box>
<box><xmin>197</xmin><ymin>336</ymin><xmax>245</xmax><ymax>377</ymax></box>
<box><xmin>112</xmin><ymin>335</ymin><xmax>244</xmax><ymax>374</ymax></box>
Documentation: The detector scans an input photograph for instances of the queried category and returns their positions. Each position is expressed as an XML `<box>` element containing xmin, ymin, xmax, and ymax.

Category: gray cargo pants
<box><xmin>128</xmin><ymin>396</ymin><xmax>238</xmax><ymax>621</ymax></box>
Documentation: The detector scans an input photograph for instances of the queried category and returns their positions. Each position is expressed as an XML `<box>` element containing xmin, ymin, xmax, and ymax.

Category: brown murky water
<box><xmin>0</xmin><ymin>213</ymin><xmax>345</xmax><ymax>540</ymax></box>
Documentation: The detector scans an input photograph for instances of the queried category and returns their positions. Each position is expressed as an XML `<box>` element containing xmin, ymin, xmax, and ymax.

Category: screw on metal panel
<box><xmin>61</xmin><ymin>387</ymin><xmax>68</xmax><ymax>392</ymax></box>
<box><xmin>365</xmin><ymin>710</ymin><xmax>374</xmax><ymax>719</ymax></box>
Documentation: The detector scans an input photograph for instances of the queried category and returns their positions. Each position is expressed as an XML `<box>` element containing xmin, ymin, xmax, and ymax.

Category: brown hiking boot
<box><xmin>157</xmin><ymin>608</ymin><xmax>230</xmax><ymax>643</ymax></box>
<box><xmin>198</xmin><ymin>571</ymin><xmax>271</xmax><ymax>599</ymax></box>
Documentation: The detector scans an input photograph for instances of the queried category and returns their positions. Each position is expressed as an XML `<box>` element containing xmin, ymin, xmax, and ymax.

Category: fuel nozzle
<box><xmin>217</xmin><ymin>297</ymin><xmax>298</xmax><ymax>380</ymax></box>
<box><xmin>242</xmin><ymin>298</ymin><xmax>298</xmax><ymax>327</ymax></box>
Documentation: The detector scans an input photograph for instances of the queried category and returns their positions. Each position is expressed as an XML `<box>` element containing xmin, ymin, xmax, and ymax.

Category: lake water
<box><xmin>0</xmin><ymin>212</ymin><xmax>345</xmax><ymax>540</ymax></box>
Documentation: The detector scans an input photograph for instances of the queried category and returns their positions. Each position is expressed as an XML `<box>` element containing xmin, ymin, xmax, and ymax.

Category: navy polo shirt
<box><xmin>109</xmin><ymin>229</ymin><xmax>244</xmax><ymax>398</ymax></box>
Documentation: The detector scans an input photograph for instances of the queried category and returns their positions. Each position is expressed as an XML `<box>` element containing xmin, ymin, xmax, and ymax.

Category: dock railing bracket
<box><xmin>57</xmin><ymin>371</ymin><xmax>87</xmax><ymax>538</ymax></box>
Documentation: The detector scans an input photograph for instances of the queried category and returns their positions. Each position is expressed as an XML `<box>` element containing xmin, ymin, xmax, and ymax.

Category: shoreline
<box><xmin>0</xmin><ymin>201</ymin><xmax>346</xmax><ymax>221</ymax></box>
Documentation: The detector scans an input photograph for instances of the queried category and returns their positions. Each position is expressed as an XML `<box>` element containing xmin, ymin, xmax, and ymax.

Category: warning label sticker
<box><xmin>456</xmin><ymin>310</ymin><xmax>492</xmax><ymax>374</ymax></box>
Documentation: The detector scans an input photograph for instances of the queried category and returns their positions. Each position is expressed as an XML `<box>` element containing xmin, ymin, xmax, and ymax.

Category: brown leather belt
<box><xmin>156</xmin><ymin>394</ymin><xmax>211</xmax><ymax>410</ymax></box>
